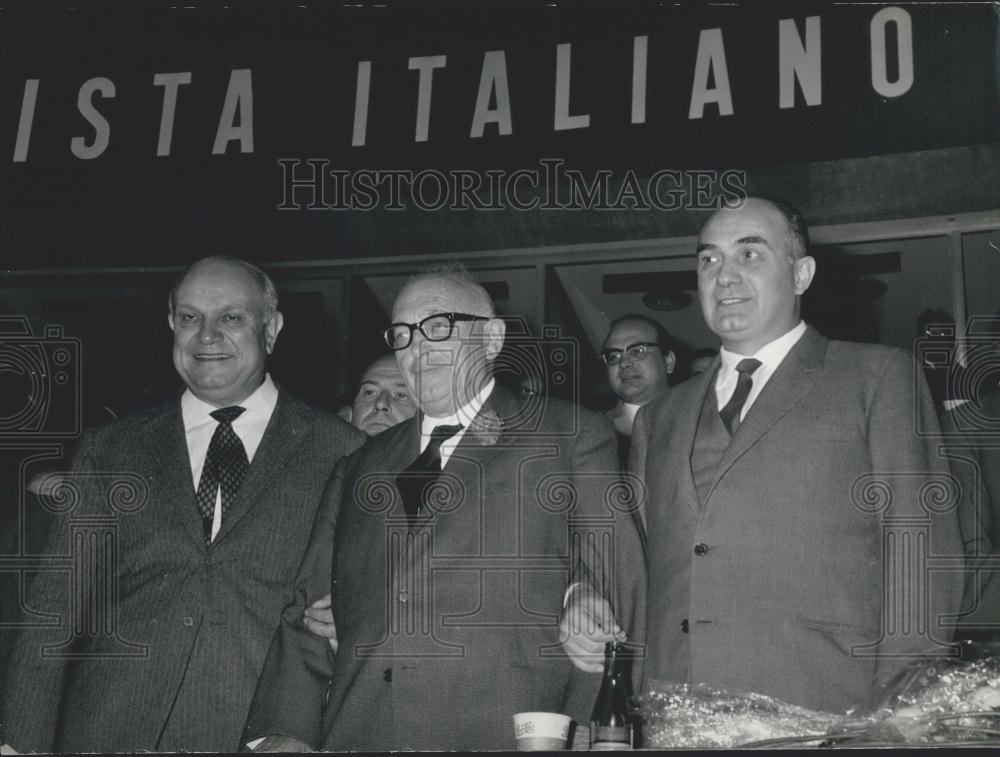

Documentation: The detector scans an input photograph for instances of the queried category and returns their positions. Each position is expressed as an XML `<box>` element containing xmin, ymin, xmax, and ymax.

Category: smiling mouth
<box><xmin>194</xmin><ymin>353</ymin><xmax>234</xmax><ymax>361</ymax></box>
<box><xmin>718</xmin><ymin>297</ymin><xmax>750</xmax><ymax>307</ymax></box>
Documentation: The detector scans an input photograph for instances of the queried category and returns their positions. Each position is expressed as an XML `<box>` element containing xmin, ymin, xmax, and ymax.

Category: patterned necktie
<box><xmin>719</xmin><ymin>358</ymin><xmax>762</xmax><ymax>436</ymax></box>
<box><xmin>195</xmin><ymin>406</ymin><xmax>249</xmax><ymax>542</ymax></box>
<box><xmin>396</xmin><ymin>424</ymin><xmax>463</xmax><ymax>525</ymax></box>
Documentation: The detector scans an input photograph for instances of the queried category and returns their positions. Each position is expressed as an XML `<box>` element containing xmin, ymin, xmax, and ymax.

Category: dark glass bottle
<box><xmin>589</xmin><ymin>641</ymin><xmax>634</xmax><ymax>750</ymax></box>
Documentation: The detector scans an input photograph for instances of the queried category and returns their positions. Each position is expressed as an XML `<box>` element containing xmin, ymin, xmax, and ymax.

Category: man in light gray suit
<box><xmin>566</xmin><ymin>198</ymin><xmax>965</xmax><ymax>714</ymax></box>
<box><xmin>0</xmin><ymin>257</ymin><xmax>364</xmax><ymax>752</ymax></box>
<box><xmin>243</xmin><ymin>268</ymin><xmax>644</xmax><ymax>751</ymax></box>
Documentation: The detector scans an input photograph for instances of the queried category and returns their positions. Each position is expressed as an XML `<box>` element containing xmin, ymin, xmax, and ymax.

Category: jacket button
<box><xmin>205</xmin><ymin>555</ymin><xmax>215</xmax><ymax>566</ymax></box>
<box><xmin>694</xmin><ymin>543</ymin><xmax>708</xmax><ymax>556</ymax></box>
<box><xmin>398</xmin><ymin>590</ymin><xmax>409</xmax><ymax>603</ymax></box>
<box><xmin>383</xmin><ymin>667</ymin><xmax>393</xmax><ymax>682</ymax></box>
<box><xmin>182</xmin><ymin>616</ymin><xmax>194</xmax><ymax>627</ymax></box>
<box><xmin>681</xmin><ymin>618</ymin><xmax>689</xmax><ymax>634</ymax></box>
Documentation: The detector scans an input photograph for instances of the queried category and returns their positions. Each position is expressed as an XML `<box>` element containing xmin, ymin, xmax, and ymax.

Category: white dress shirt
<box><xmin>419</xmin><ymin>378</ymin><xmax>495</xmax><ymax>468</ymax></box>
<box><xmin>715</xmin><ymin>321</ymin><xmax>807</xmax><ymax>422</ymax></box>
<box><xmin>622</xmin><ymin>402</ymin><xmax>641</xmax><ymax>425</ymax></box>
<box><xmin>181</xmin><ymin>374</ymin><xmax>279</xmax><ymax>541</ymax></box>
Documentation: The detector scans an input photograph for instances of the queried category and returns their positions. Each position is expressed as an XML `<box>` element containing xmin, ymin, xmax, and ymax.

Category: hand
<box><xmin>248</xmin><ymin>735</ymin><xmax>311</xmax><ymax>752</ymax></box>
<box><xmin>302</xmin><ymin>592</ymin><xmax>338</xmax><ymax>653</ymax></box>
<box><xmin>559</xmin><ymin>585</ymin><xmax>625</xmax><ymax>673</ymax></box>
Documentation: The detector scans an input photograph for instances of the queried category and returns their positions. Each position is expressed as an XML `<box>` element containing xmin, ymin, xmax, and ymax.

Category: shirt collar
<box><xmin>622</xmin><ymin>402</ymin><xmax>642</xmax><ymax>423</ymax></box>
<box><xmin>420</xmin><ymin>378</ymin><xmax>496</xmax><ymax>434</ymax></box>
<box><xmin>181</xmin><ymin>373</ymin><xmax>279</xmax><ymax>431</ymax></box>
<box><xmin>719</xmin><ymin>321</ymin><xmax>807</xmax><ymax>376</ymax></box>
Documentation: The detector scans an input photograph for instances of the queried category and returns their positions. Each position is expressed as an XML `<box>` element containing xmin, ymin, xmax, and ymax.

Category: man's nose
<box><xmin>408</xmin><ymin>330</ymin><xmax>437</xmax><ymax>366</ymax></box>
<box><xmin>619</xmin><ymin>351</ymin><xmax>637</xmax><ymax>368</ymax></box>
<box><xmin>408</xmin><ymin>329</ymin><xmax>426</xmax><ymax>353</ymax></box>
<box><xmin>374</xmin><ymin>390</ymin><xmax>391</xmax><ymax>411</ymax></box>
<box><xmin>197</xmin><ymin>319</ymin><xmax>221</xmax><ymax>343</ymax></box>
<box><xmin>717</xmin><ymin>256</ymin><xmax>741</xmax><ymax>286</ymax></box>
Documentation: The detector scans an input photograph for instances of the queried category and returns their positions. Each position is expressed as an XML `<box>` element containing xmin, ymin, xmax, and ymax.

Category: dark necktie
<box><xmin>719</xmin><ymin>358</ymin><xmax>762</xmax><ymax>436</ymax></box>
<box><xmin>396</xmin><ymin>424</ymin><xmax>463</xmax><ymax>525</ymax></box>
<box><xmin>195</xmin><ymin>406</ymin><xmax>249</xmax><ymax>542</ymax></box>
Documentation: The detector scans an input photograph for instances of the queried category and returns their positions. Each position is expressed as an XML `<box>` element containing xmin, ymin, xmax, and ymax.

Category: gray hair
<box><xmin>401</xmin><ymin>262</ymin><xmax>495</xmax><ymax>317</ymax></box>
<box><xmin>169</xmin><ymin>256</ymin><xmax>279</xmax><ymax>319</ymax></box>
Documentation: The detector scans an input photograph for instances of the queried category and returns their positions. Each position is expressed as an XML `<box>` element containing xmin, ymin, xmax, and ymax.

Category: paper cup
<box><xmin>513</xmin><ymin>711</ymin><xmax>572</xmax><ymax>751</ymax></box>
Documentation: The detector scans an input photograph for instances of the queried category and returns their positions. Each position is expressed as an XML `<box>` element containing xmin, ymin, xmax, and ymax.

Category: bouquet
<box><xmin>639</xmin><ymin>643</ymin><xmax>1000</xmax><ymax>748</ymax></box>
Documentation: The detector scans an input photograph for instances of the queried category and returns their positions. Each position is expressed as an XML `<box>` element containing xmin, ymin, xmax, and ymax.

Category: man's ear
<box><xmin>264</xmin><ymin>311</ymin><xmax>285</xmax><ymax>354</ymax></box>
<box><xmin>483</xmin><ymin>317</ymin><xmax>507</xmax><ymax>361</ymax></box>
<box><xmin>664</xmin><ymin>350</ymin><xmax>676</xmax><ymax>375</ymax></box>
<box><xmin>167</xmin><ymin>312</ymin><xmax>176</xmax><ymax>333</ymax></box>
<box><xmin>793</xmin><ymin>255</ymin><xmax>816</xmax><ymax>296</ymax></box>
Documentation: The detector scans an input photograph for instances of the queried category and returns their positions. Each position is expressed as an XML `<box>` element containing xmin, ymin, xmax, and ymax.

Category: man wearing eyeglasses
<box><xmin>602</xmin><ymin>315</ymin><xmax>676</xmax><ymax>468</ymax></box>
<box><xmin>242</xmin><ymin>268</ymin><xmax>645</xmax><ymax>751</ymax></box>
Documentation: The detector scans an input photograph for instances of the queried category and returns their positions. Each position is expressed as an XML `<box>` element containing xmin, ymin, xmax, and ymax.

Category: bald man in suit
<box><xmin>566</xmin><ymin>198</ymin><xmax>964</xmax><ymax>715</ymax></box>
<box><xmin>244</xmin><ymin>269</ymin><xmax>644</xmax><ymax>751</ymax></box>
<box><xmin>1</xmin><ymin>258</ymin><xmax>364</xmax><ymax>752</ymax></box>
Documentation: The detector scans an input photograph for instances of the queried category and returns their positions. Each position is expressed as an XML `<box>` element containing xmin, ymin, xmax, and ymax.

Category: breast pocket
<box><xmin>792</xmin><ymin>614</ymin><xmax>879</xmax><ymax>657</ymax></box>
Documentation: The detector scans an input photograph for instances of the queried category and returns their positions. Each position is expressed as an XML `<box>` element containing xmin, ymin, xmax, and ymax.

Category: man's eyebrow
<box><xmin>695</xmin><ymin>236</ymin><xmax>773</xmax><ymax>254</ymax></box>
<box><xmin>735</xmin><ymin>235</ymin><xmax>771</xmax><ymax>247</ymax></box>
<box><xmin>178</xmin><ymin>301</ymin><xmax>250</xmax><ymax>311</ymax></box>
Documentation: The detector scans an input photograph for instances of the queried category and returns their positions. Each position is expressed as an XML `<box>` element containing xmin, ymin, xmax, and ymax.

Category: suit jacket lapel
<box><xmin>452</xmin><ymin>384</ymin><xmax>515</xmax><ymax>467</ymax></box>
<box><xmin>391</xmin><ymin>416</ymin><xmax>422</xmax><ymax>467</ymax></box>
<box><xmin>683</xmin><ymin>361</ymin><xmax>720</xmax><ymax>512</ymax></box>
<box><xmin>410</xmin><ymin>384</ymin><xmax>513</xmax><ymax>531</ymax></box>
<box><xmin>146</xmin><ymin>394</ymin><xmax>207</xmax><ymax>548</ymax></box>
<box><xmin>403</xmin><ymin>384</ymin><xmax>520</xmax><ymax>529</ymax></box>
<box><xmin>390</xmin><ymin>416</ymin><xmax>422</xmax><ymax>525</ymax></box>
<box><xmin>708</xmin><ymin>327</ymin><xmax>826</xmax><ymax>499</ymax></box>
<box><xmin>212</xmin><ymin>392</ymin><xmax>310</xmax><ymax>544</ymax></box>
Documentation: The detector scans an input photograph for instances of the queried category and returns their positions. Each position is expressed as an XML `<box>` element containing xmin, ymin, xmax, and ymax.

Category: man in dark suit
<box><xmin>243</xmin><ymin>269</ymin><xmax>644</xmax><ymax>751</ymax></box>
<box><xmin>0</xmin><ymin>257</ymin><xmax>364</xmax><ymax>752</ymax></box>
<box><xmin>567</xmin><ymin>198</ymin><xmax>965</xmax><ymax>714</ymax></box>
<box><xmin>303</xmin><ymin>355</ymin><xmax>416</xmax><ymax>645</ymax></box>
<box><xmin>602</xmin><ymin>314</ymin><xmax>676</xmax><ymax>469</ymax></box>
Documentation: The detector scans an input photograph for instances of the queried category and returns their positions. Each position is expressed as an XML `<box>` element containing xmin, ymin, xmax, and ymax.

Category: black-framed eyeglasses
<box><xmin>383</xmin><ymin>312</ymin><xmax>490</xmax><ymax>351</ymax></box>
<box><xmin>601</xmin><ymin>342</ymin><xmax>660</xmax><ymax>367</ymax></box>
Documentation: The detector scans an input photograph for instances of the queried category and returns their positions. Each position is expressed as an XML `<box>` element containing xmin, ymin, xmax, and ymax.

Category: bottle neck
<box><xmin>603</xmin><ymin>649</ymin><xmax>630</xmax><ymax>684</ymax></box>
<box><xmin>603</xmin><ymin>663</ymin><xmax>625</xmax><ymax>679</ymax></box>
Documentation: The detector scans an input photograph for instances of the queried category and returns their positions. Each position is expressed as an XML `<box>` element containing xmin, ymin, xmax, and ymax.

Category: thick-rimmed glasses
<box><xmin>601</xmin><ymin>342</ymin><xmax>660</xmax><ymax>367</ymax></box>
<box><xmin>383</xmin><ymin>312</ymin><xmax>490</xmax><ymax>351</ymax></box>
